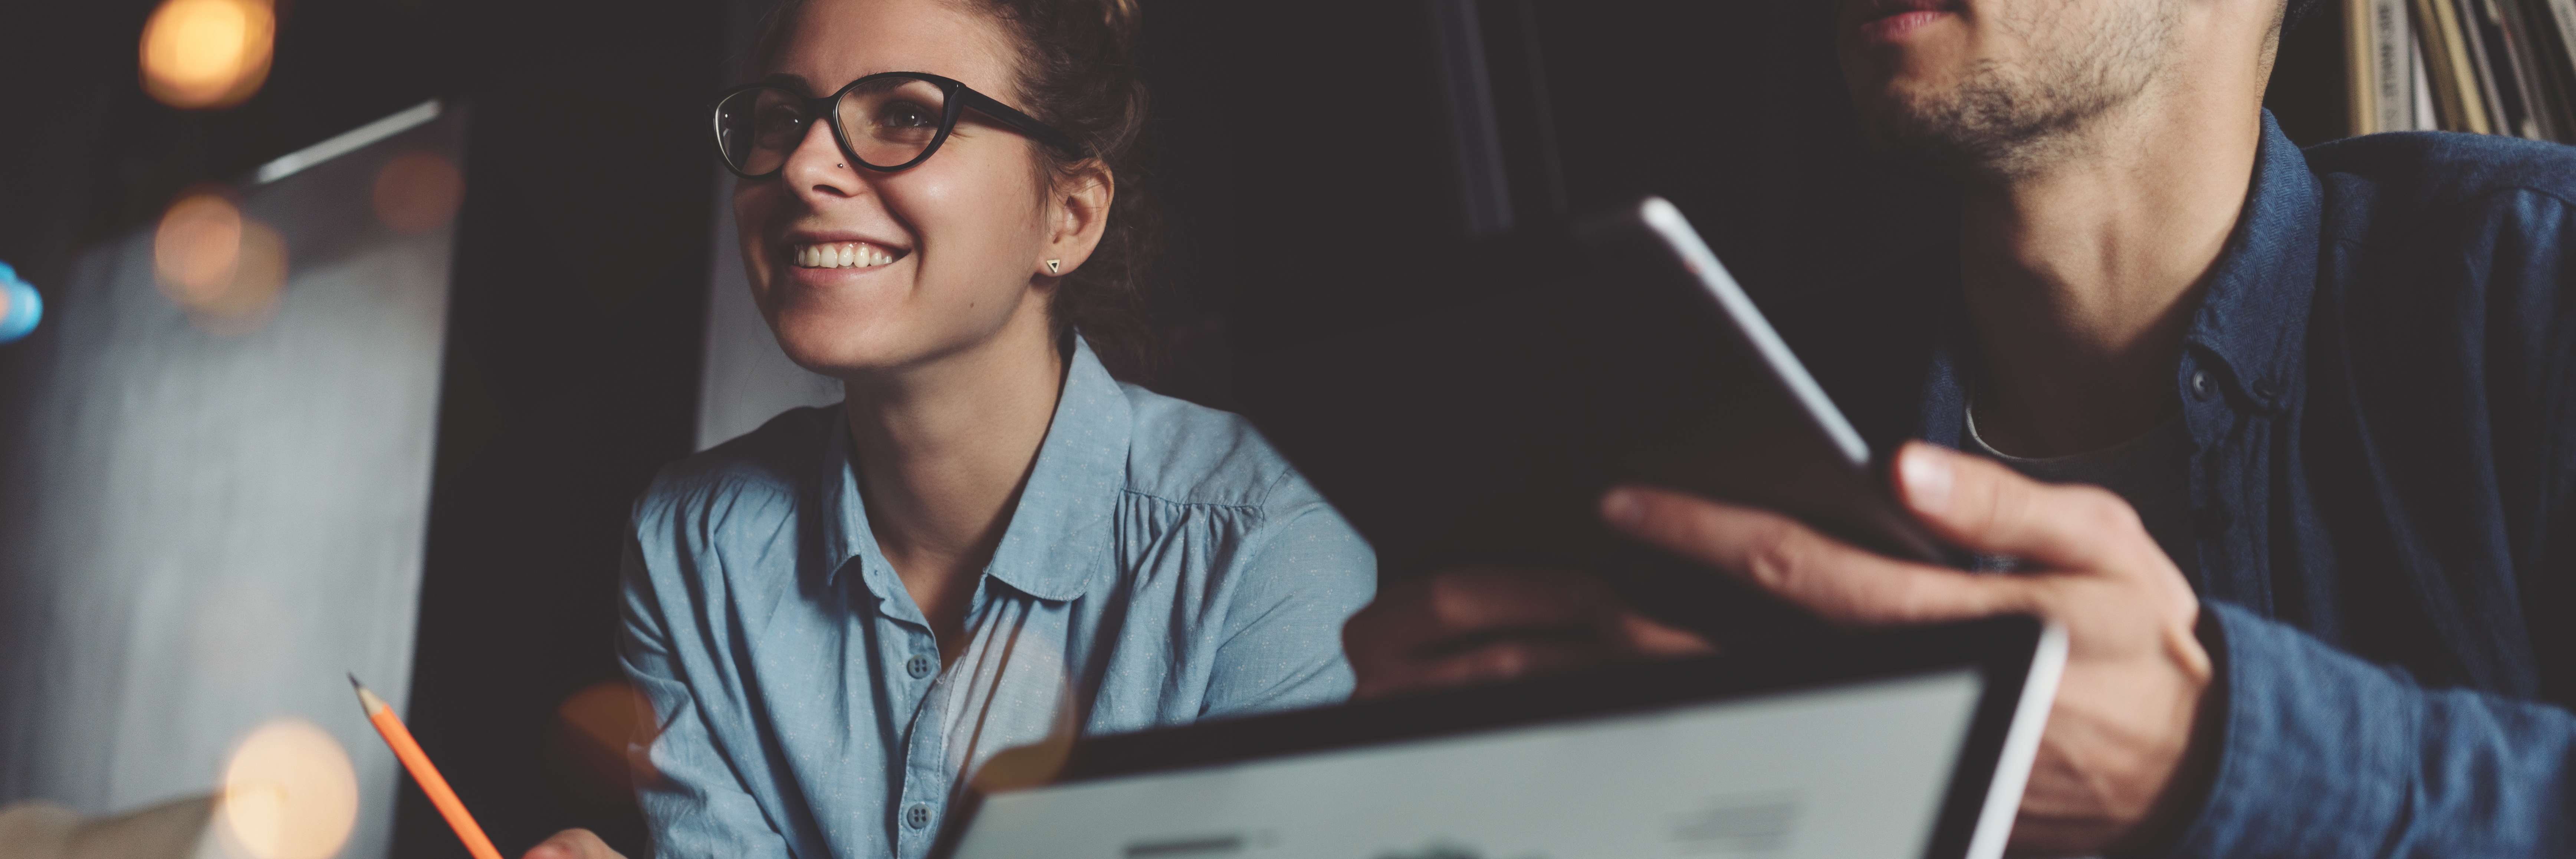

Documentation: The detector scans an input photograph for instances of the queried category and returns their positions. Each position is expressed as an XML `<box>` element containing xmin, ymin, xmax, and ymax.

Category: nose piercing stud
<box><xmin>836</xmin><ymin>163</ymin><xmax>845</xmax><ymax>168</ymax></box>
<box><xmin>1045</xmin><ymin>259</ymin><xmax>1062</xmax><ymax>274</ymax></box>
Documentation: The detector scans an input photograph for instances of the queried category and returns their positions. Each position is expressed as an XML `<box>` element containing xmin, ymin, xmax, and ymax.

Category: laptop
<box><xmin>931</xmin><ymin>615</ymin><xmax>2065</xmax><ymax>859</ymax></box>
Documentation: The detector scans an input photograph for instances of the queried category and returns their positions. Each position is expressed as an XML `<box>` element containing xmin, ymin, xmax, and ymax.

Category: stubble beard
<box><xmin>1856</xmin><ymin>0</ymin><xmax>2180</xmax><ymax>181</ymax></box>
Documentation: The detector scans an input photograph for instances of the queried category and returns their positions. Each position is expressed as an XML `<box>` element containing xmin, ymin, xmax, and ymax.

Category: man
<box><xmin>1345</xmin><ymin>0</ymin><xmax>2576</xmax><ymax>854</ymax></box>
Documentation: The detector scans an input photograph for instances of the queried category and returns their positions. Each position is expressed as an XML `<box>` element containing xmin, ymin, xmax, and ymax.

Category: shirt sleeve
<box><xmin>1197</xmin><ymin>477</ymin><xmax>1379</xmax><ymax>718</ymax></box>
<box><xmin>618</xmin><ymin>531</ymin><xmax>796</xmax><ymax>859</ymax></box>
<box><xmin>2162</xmin><ymin>601</ymin><xmax>2576</xmax><ymax>857</ymax></box>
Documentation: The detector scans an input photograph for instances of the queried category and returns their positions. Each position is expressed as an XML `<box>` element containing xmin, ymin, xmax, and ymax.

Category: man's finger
<box><xmin>1614</xmin><ymin>611</ymin><xmax>1719</xmax><ymax>657</ymax></box>
<box><xmin>1602</xmin><ymin>486</ymin><xmax>2033</xmax><ymax>624</ymax></box>
<box><xmin>1890</xmin><ymin>442</ymin><xmax>2146</xmax><ymax>570</ymax></box>
<box><xmin>1358</xmin><ymin>638</ymin><xmax>1612</xmax><ymax>698</ymax></box>
<box><xmin>1344</xmin><ymin>567</ymin><xmax>1625</xmax><ymax>664</ymax></box>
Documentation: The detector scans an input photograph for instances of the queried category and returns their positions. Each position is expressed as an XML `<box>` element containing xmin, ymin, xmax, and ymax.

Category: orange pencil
<box><xmin>349</xmin><ymin>674</ymin><xmax>507</xmax><ymax>859</ymax></box>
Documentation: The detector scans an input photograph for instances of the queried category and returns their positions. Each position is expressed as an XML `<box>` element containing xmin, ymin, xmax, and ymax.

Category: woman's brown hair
<box><xmin>750</xmin><ymin>0</ymin><xmax>1162</xmax><ymax>380</ymax></box>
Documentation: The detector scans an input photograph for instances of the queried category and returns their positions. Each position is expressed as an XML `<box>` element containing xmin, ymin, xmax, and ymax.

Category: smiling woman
<box><xmin>738</xmin><ymin>0</ymin><xmax>1160</xmax><ymax>380</ymax></box>
<box><xmin>541</xmin><ymin>2</ymin><xmax>1380</xmax><ymax>859</ymax></box>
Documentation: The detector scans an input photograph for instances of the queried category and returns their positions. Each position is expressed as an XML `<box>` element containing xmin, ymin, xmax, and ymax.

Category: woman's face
<box><xmin>736</xmin><ymin>0</ymin><xmax>1068</xmax><ymax>376</ymax></box>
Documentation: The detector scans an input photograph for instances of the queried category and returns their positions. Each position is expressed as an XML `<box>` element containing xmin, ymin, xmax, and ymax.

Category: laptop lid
<box><xmin>932</xmin><ymin>615</ymin><xmax>2065</xmax><ymax>859</ymax></box>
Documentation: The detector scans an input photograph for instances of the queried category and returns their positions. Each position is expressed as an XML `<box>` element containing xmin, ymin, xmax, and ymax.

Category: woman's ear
<box><xmin>1039</xmin><ymin>160</ymin><xmax>1115</xmax><ymax>279</ymax></box>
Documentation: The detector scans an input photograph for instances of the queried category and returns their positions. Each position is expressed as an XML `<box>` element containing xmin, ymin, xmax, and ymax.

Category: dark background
<box><xmin>0</xmin><ymin>0</ymin><xmax>2349</xmax><ymax>856</ymax></box>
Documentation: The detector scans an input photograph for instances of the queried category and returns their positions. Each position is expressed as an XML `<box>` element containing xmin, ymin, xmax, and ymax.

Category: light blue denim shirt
<box><xmin>618</xmin><ymin>338</ymin><xmax>1376</xmax><ymax>859</ymax></box>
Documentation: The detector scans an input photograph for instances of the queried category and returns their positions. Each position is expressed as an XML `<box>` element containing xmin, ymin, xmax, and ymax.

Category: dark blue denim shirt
<box><xmin>1907</xmin><ymin>112</ymin><xmax>2576</xmax><ymax>856</ymax></box>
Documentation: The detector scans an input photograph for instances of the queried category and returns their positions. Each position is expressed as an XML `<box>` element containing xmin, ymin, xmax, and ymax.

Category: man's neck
<box><xmin>840</xmin><ymin>309</ymin><xmax>1065</xmax><ymax>642</ymax></box>
<box><xmin>1957</xmin><ymin>79</ymin><xmax>2264</xmax><ymax>458</ymax></box>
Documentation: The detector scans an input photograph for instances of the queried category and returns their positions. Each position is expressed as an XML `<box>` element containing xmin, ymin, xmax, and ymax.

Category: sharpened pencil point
<box><xmin>348</xmin><ymin>674</ymin><xmax>388</xmax><ymax>714</ymax></box>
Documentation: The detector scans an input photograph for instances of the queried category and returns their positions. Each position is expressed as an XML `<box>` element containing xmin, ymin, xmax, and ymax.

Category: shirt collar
<box><xmin>816</xmin><ymin>336</ymin><xmax>1131</xmax><ymax>603</ymax></box>
<box><xmin>2180</xmin><ymin>109</ymin><xmax>2320</xmax><ymax>413</ymax></box>
<box><xmin>1918</xmin><ymin>110</ymin><xmax>2321</xmax><ymax>439</ymax></box>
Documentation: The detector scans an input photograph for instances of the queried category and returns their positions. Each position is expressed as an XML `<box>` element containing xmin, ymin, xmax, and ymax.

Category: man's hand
<box><xmin>523</xmin><ymin>829</ymin><xmax>625</xmax><ymax>859</ymax></box>
<box><xmin>1610</xmin><ymin>442</ymin><xmax>2212</xmax><ymax>854</ymax></box>
<box><xmin>1343</xmin><ymin>566</ymin><xmax>1714</xmax><ymax>698</ymax></box>
<box><xmin>1341</xmin><ymin>442</ymin><xmax>2215</xmax><ymax>855</ymax></box>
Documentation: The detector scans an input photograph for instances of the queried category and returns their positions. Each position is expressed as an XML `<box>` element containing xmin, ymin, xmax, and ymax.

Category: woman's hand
<box><xmin>523</xmin><ymin>829</ymin><xmax>625</xmax><ymax>859</ymax></box>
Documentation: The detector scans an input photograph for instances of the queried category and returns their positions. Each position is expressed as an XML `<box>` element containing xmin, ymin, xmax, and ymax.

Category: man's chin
<box><xmin>1849</xmin><ymin>92</ymin><xmax>1994</xmax><ymax>177</ymax></box>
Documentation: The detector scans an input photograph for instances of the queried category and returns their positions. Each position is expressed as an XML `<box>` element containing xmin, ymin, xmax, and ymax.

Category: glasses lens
<box><xmin>715</xmin><ymin>86</ymin><xmax>807</xmax><ymax>176</ymax></box>
<box><xmin>836</xmin><ymin>77</ymin><xmax>950</xmax><ymax>168</ymax></box>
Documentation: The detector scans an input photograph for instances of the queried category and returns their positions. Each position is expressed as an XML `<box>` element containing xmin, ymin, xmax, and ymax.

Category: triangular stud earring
<box><xmin>1045</xmin><ymin>259</ymin><xmax>1062</xmax><ymax>275</ymax></box>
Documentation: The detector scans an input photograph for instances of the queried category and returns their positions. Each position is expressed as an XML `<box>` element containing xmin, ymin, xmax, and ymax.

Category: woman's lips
<box><xmin>1856</xmin><ymin>7</ymin><xmax>1955</xmax><ymax>44</ymax></box>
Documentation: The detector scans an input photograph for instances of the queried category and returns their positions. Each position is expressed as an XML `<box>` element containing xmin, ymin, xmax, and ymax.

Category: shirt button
<box><xmin>2189</xmin><ymin>370</ymin><xmax>2215</xmax><ymax>401</ymax></box>
<box><xmin>904</xmin><ymin>802</ymin><xmax>934</xmax><ymax>830</ymax></box>
<box><xmin>906</xmin><ymin>653</ymin><xmax>935</xmax><ymax>679</ymax></box>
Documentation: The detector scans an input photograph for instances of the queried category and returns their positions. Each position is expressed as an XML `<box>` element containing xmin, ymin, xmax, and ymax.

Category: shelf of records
<box><xmin>2346</xmin><ymin>0</ymin><xmax>2576</xmax><ymax>140</ymax></box>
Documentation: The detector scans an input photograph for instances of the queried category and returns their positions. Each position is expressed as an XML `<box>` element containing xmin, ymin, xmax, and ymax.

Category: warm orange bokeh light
<box><xmin>155</xmin><ymin>191</ymin><xmax>290</xmax><ymax>334</ymax></box>
<box><xmin>139</xmin><ymin>0</ymin><xmax>276</xmax><ymax>109</ymax></box>
<box><xmin>220</xmin><ymin>718</ymin><xmax>359</xmax><ymax>859</ymax></box>
<box><xmin>199</xmin><ymin>219</ymin><xmax>288</xmax><ymax>333</ymax></box>
<box><xmin>372</xmin><ymin>152</ymin><xmax>465</xmax><ymax>235</ymax></box>
<box><xmin>556</xmin><ymin>679</ymin><xmax>661</xmax><ymax>788</ymax></box>
<box><xmin>155</xmin><ymin>191</ymin><xmax>243</xmax><ymax>297</ymax></box>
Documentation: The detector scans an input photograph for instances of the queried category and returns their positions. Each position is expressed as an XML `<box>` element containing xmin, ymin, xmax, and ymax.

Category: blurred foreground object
<box><xmin>0</xmin><ymin>796</ymin><xmax>222</xmax><ymax>859</ymax></box>
<box><xmin>0</xmin><ymin>263</ymin><xmax>39</xmax><ymax>343</ymax></box>
<box><xmin>139</xmin><ymin>0</ymin><xmax>276</xmax><ymax>109</ymax></box>
<box><xmin>221</xmin><ymin>719</ymin><xmax>360</xmax><ymax>859</ymax></box>
<box><xmin>0</xmin><ymin>104</ymin><xmax>469</xmax><ymax>859</ymax></box>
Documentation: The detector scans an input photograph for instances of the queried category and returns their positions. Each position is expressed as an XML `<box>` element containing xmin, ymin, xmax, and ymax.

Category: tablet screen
<box><xmin>947</xmin><ymin>669</ymin><xmax>1984</xmax><ymax>859</ymax></box>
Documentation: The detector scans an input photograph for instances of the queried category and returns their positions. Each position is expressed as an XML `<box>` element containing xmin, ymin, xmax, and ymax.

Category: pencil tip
<box><xmin>348</xmin><ymin>677</ymin><xmax>391</xmax><ymax>714</ymax></box>
<box><xmin>347</xmin><ymin>672</ymin><xmax>364</xmax><ymax>691</ymax></box>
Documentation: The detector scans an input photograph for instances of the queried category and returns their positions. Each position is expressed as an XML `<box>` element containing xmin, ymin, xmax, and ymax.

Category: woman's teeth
<box><xmin>793</xmin><ymin>242</ymin><xmax>898</xmax><ymax>269</ymax></box>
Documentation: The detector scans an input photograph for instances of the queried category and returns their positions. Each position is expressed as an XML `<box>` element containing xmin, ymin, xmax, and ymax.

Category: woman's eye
<box><xmin>880</xmin><ymin>102</ymin><xmax>936</xmax><ymax>129</ymax></box>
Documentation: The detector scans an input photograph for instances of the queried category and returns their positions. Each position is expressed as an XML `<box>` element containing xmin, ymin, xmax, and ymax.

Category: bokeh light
<box><xmin>139</xmin><ymin>0</ymin><xmax>276</xmax><ymax>109</ymax></box>
<box><xmin>371</xmin><ymin>152</ymin><xmax>465</xmax><ymax>235</ymax></box>
<box><xmin>954</xmin><ymin>636</ymin><xmax>1077</xmax><ymax>793</ymax></box>
<box><xmin>155</xmin><ymin>190</ymin><xmax>289</xmax><ymax>334</ymax></box>
<box><xmin>218</xmin><ymin>718</ymin><xmax>357</xmax><ymax>859</ymax></box>
<box><xmin>554</xmin><ymin>680</ymin><xmax>659</xmax><ymax>790</ymax></box>
<box><xmin>204</xmin><ymin>219</ymin><xmax>289</xmax><ymax>330</ymax></box>
<box><xmin>155</xmin><ymin>191</ymin><xmax>242</xmax><ymax>295</ymax></box>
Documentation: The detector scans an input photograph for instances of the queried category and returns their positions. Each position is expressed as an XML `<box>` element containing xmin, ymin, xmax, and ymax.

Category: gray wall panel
<box><xmin>693</xmin><ymin>171</ymin><xmax>839</xmax><ymax>451</ymax></box>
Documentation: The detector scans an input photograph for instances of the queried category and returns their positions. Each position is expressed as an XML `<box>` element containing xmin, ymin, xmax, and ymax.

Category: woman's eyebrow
<box><xmin>760</xmin><ymin>72</ymin><xmax>815</xmax><ymax>95</ymax></box>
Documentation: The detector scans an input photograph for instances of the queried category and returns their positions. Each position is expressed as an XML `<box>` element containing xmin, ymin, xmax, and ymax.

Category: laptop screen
<box><xmin>948</xmin><ymin>668</ymin><xmax>1985</xmax><ymax>859</ymax></box>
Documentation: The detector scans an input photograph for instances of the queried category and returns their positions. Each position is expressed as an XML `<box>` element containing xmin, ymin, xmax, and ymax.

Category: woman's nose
<box><xmin>778</xmin><ymin>116</ymin><xmax>863</xmax><ymax>199</ymax></box>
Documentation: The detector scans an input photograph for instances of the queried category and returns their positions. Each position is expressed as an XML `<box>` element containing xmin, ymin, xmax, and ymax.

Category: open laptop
<box><xmin>931</xmin><ymin>616</ymin><xmax>2065</xmax><ymax>859</ymax></box>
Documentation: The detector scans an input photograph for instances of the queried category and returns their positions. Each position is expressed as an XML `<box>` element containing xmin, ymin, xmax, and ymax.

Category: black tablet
<box><xmin>1239</xmin><ymin>197</ymin><xmax>1945</xmax><ymax>646</ymax></box>
<box><xmin>930</xmin><ymin>615</ymin><xmax>2066</xmax><ymax>859</ymax></box>
<box><xmin>1576</xmin><ymin>197</ymin><xmax>1945</xmax><ymax>563</ymax></box>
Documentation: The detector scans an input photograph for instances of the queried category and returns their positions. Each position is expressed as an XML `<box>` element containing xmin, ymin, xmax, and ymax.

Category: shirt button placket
<box><xmin>893</xmin><ymin>626</ymin><xmax>944</xmax><ymax>857</ymax></box>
